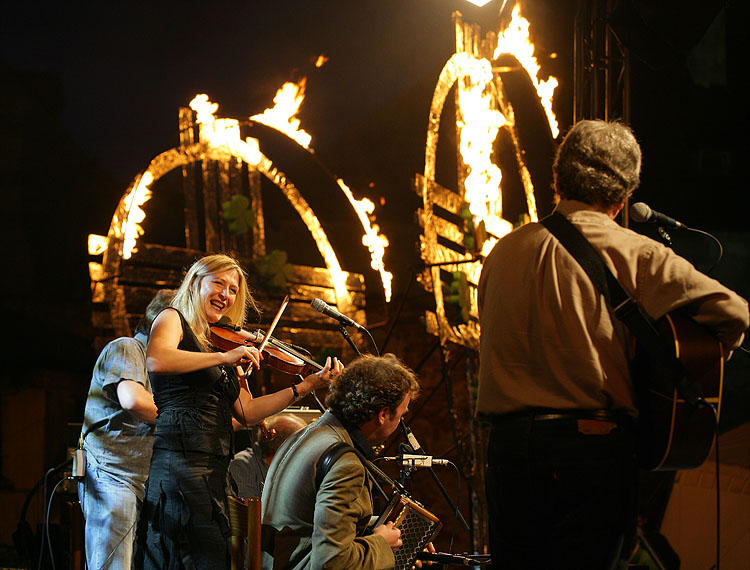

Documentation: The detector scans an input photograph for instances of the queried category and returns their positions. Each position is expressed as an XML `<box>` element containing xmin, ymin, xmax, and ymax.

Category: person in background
<box><xmin>230</xmin><ymin>412</ymin><xmax>309</xmax><ymax>499</ymax></box>
<box><xmin>135</xmin><ymin>253</ymin><xmax>342</xmax><ymax>570</ymax></box>
<box><xmin>78</xmin><ymin>289</ymin><xmax>174</xmax><ymax>570</ymax></box>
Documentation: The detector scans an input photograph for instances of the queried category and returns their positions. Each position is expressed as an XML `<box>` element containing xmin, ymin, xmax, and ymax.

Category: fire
<box><xmin>336</xmin><ymin>178</ymin><xmax>393</xmax><ymax>302</ymax></box>
<box><xmin>249</xmin><ymin>82</ymin><xmax>393</xmax><ymax>303</ymax></box>
<box><xmin>494</xmin><ymin>4</ymin><xmax>559</xmax><ymax>137</ymax></box>
<box><xmin>251</xmin><ymin>79</ymin><xmax>312</xmax><ymax>148</ymax></box>
<box><xmin>456</xmin><ymin>55</ymin><xmax>513</xmax><ymax>254</ymax></box>
<box><xmin>88</xmin><ymin>234</ymin><xmax>108</xmax><ymax>256</ymax></box>
<box><xmin>119</xmin><ymin>171</ymin><xmax>153</xmax><ymax>259</ymax></box>
<box><xmin>315</xmin><ymin>54</ymin><xmax>329</xmax><ymax>68</ymax></box>
<box><xmin>188</xmin><ymin>90</ymin><xmax>393</xmax><ymax>303</ymax></box>
<box><xmin>190</xmin><ymin>94</ymin><xmax>262</xmax><ymax>165</ymax></box>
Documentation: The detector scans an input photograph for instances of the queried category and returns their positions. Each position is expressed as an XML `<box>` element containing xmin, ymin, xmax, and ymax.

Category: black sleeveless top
<box><xmin>151</xmin><ymin>309</ymin><xmax>240</xmax><ymax>457</ymax></box>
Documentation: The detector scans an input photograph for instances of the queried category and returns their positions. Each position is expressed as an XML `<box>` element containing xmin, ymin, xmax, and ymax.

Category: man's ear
<box><xmin>376</xmin><ymin>407</ymin><xmax>389</xmax><ymax>425</ymax></box>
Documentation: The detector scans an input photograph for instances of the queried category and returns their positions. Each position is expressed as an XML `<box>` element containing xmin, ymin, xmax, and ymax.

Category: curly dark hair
<box><xmin>326</xmin><ymin>354</ymin><xmax>420</xmax><ymax>426</ymax></box>
<box><xmin>553</xmin><ymin>119</ymin><xmax>642</xmax><ymax>208</ymax></box>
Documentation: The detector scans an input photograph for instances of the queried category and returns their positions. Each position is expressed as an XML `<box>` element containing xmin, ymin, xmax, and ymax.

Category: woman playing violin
<box><xmin>135</xmin><ymin>253</ymin><xmax>342</xmax><ymax>570</ymax></box>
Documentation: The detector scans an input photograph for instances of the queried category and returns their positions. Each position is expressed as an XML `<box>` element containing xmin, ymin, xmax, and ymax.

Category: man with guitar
<box><xmin>476</xmin><ymin>120</ymin><xmax>748</xmax><ymax>570</ymax></box>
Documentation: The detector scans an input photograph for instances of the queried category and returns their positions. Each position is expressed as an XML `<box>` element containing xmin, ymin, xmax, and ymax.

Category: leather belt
<box><xmin>480</xmin><ymin>408</ymin><xmax>630</xmax><ymax>425</ymax></box>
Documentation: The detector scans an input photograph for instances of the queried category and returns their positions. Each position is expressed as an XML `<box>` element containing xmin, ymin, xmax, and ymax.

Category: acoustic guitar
<box><xmin>632</xmin><ymin>312</ymin><xmax>724</xmax><ymax>471</ymax></box>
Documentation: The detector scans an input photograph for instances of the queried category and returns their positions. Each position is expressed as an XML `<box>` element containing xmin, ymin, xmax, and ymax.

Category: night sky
<box><xmin>3</xmin><ymin>1</ymin><xmax>748</xmax><ymax>406</ymax></box>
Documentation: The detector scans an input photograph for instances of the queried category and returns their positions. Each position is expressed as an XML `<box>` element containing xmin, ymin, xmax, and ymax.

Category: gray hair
<box><xmin>553</xmin><ymin>120</ymin><xmax>642</xmax><ymax>207</ymax></box>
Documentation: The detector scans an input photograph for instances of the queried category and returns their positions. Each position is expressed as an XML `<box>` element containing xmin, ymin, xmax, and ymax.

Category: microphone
<box><xmin>399</xmin><ymin>419</ymin><xmax>425</xmax><ymax>454</ymax></box>
<box><xmin>310</xmin><ymin>298</ymin><xmax>366</xmax><ymax>331</ymax></box>
<box><xmin>383</xmin><ymin>455</ymin><xmax>451</xmax><ymax>468</ymax></box>
<box><xmin>630</xmin><ymin>202</ymin><xmax>687</xmax><ymax>229</ymax></box>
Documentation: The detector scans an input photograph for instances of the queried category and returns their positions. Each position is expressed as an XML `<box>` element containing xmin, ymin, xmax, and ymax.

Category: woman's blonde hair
<box><xmin>171</xmin><ymin>254</ymin><xmax>259</xmax><ymax>345</ymax></box>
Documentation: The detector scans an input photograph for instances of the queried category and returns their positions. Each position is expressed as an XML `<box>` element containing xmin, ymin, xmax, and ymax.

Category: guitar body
<box><xmin>632</xmin><ymin>312</ymin><xmax>724</xmax><ymax>471</ymax></box>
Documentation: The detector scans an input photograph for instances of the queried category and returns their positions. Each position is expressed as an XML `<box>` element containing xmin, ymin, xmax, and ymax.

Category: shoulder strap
<box><xmin>315</xmin><ymin>441</ymin><xmax>354</xmax><ymax>490</ymax></box>
<box><xmin>540</xmin><ymin>212</ymin><xmax>705</xmax><ymax>406</ymax></box>
<box><xmin>314</xmin><ymin>441</ymin><xmax>397</xmax><ymax>501</ymax></box>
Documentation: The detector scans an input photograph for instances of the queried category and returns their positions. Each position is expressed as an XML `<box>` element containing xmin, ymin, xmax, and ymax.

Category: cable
<box><xmin>446</xmin><ymin>460</ymin><xmax>461</xmax><ymax>554</ymax></box>
<box><xmin>363</xmin><ymin>327</ymin><xmax>380</xmax><ymax>356</ymax></box>
<box><xmin>91</xmin><ymin>516</ymin><xmax>138</xmax><ymax>570</ymax></box>
<box><xmin>42</xmin><ymin>477</ymin><xmax>69</xmax><ymax>570</ymax></box>
<box><xmin>685</xmin><ymin>227</ymin><xmax>723</xmax><ymax>275</ymax></box>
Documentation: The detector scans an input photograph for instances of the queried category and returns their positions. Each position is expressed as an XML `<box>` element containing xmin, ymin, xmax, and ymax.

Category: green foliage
<box><xmin>221</xmin><ymin>194</ymin><xmax>255</xmax><ymax>234</ymax></box>
<box><xmin>458</xmin><ymin>203</ymin><xmax>476</xmax><ymax>251</ymax></box>
<box><xmin>445</xmin><ymin>270</ymin><xmax>471</xmax><ymax>324</ymax></box>
<box><xmin>261</xmin><ymin>249</ymin><xmax>294</xmax><ymax>289</ymax></box>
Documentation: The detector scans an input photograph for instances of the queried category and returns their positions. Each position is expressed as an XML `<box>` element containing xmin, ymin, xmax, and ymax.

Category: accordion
<box><xmin>374</xmin><ymin>493</ymin><xmax>442</xmax><ymax>570</ymax></box>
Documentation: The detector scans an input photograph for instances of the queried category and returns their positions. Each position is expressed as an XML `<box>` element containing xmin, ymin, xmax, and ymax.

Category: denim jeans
<box><xmin>485</xmin><ymin>414</ymin><xmax>638</xmax><ymax>570</ymax></box>
<box><xmin>79</xmin><ymin>460</ymin><xmax>142</xmax><ymax>570</ymax></box>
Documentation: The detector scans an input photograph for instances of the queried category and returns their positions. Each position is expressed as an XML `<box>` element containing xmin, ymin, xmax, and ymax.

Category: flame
<box><xmin>336</xmin><ymin>178</ymin><xmax>393</xmax><ymax>302</ymax></box>
<box><xmin>456</xmin><ymin>55</ymin><xmax>514</xmax><ymax>255</ymax></box>
<box><xmin>493</xmin><ymin>4</ymin><xmax>559</xmax><ymax>137</ymax></box>
<box><xmin>251</xmin><ymin>79</ymin><xmax>312</xmax><ymax>148</ymax></box>
<box><xmin>191</xmin><ymin>90</ymin><xmax>392</xmax><ymax>303</ymax></box>
<box><xmin>120</xmin><ymin>171</ymin><xmax>153</xmax><ymax>259</ymax></box>
<box><xmin>315</xmin><ymin>54</ymin><xmax>329</xmax><ymax>68</ymax></box>
<box><xmin>190</xmin><ymin>94</ymin><xmax>262</xmax><ymax>165</ymax></box>
<box><xmin>88</xmin><ymin>234</ymin><xmax>108</xmax><ymax>255</ymax></box>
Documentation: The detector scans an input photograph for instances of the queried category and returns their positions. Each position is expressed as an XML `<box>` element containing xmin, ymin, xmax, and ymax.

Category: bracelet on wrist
<box><xmin>290</xmin><ymin>382</ymin><xmax>302</xmax><ymax>403</ymax></box>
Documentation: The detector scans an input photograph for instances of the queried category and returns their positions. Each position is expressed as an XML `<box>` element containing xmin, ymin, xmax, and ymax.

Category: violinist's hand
<box><xmin>224</xmin><ymin>345</ymin><xmax>262</xmax><ymax>370</ymax></box>
<box><xmin>306</xmin><ymin>356</ymin><xmax>343</xmax><ymax>390</ymax></box>
<box><xmin>373</xmin><ymin>521</ymin><xmax>402</xmax><ymax>550</ymax></box>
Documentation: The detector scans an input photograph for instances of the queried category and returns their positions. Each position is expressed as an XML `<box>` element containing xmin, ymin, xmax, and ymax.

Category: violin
<box><xmin>209</xmin><ymin>325</ymin><xmax>324</xmax><ymax>377</ymax></box>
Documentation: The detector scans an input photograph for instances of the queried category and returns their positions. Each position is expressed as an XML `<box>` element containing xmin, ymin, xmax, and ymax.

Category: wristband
<box><xmin>290</xmin><ymin>382</ymin><xmax>302</xmax><ymax>403</ymax></box>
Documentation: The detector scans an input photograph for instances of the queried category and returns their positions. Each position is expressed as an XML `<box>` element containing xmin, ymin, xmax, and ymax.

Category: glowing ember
<box><xmin>251</xmin><ymin>79</ymin><xmax>313</xmax><ymax>148</ymax></box>
<box><xmin>120</xmin><ymin>171</ymin><xmax>153</xmax><ymax>259</ymax></box>
<box><xmin>88</xmin><ymin>234</ymin><xmax>108</xmax><ymax>255</ymax></box>
<box><xmin>493</xmin><ymin>4</ymin><xmax>559</xmax><ymax>137</ymax></box>
<box><xmin>315</xmin><ymin>54</ymin><xmax>329</xmax><ymax>68</ymax></box>
<box><xmin>336</xmin><ymin>178</ymin><xmax>393</xmax><ymax>302</ymax></box>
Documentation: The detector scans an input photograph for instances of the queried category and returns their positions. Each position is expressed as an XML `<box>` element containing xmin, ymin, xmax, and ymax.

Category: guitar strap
<box><xmin>315</xmin><ymin>441</ymin><xmax>401</xmax><ymax>502</ymax></box>
<box><xmin>540</xmin><ymin>211</ymin><xmax>706</xmax><ymax>407</ymax></box>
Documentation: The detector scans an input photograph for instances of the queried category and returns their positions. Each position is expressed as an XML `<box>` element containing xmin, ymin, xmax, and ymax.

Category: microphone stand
<box><xmin>656</xmin><ymin>226</ymin><xmax>673</xmax><ymax>248</ymax></box>
<box><xmin>400</xmin><ymin>421</ymin><xmax>470</xmax><ymax>532</ymax></box>
<box><xmin>337</xmin><ymin>324</ymin><xmax>362</xmax><ymax>356</ymax></box>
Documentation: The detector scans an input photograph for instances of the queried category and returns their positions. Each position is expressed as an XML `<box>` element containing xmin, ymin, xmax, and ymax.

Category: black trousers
<box><xmin>485</xmin><ymin>412</ymin><xmax>638</xmax><ymax>570</ymax></box>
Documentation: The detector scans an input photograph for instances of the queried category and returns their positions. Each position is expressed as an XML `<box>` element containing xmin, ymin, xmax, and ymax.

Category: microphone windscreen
<box><xmin>629</xmin><ymin>202</ymin><xmax>652</xmax><ymax>223</ymax></box>
<box><xmin>310</xmin><ymin>298</ymin><xmax>326</xmax><ymax>313</ymax></box>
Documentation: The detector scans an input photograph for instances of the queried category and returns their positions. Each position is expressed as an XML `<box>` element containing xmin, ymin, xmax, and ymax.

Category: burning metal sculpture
<box><xmin>414</xmin><ymin>4</ymin><xmax>559</xmax><ymax>552</ymax></box>
<box><xmin>88</xmin><ymin>76</ymin><xmax>389</xmax><ymax>348</ymax></box>
<box><xmin>417</xmin><ymin>5</ymin><xmax>558</xmax><ymax>350</ymax></box>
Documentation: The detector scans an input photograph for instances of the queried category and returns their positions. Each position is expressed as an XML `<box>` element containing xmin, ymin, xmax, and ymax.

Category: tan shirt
<box><xmin>476</xmin><ymin>200</ymin><xmax>749</xmax><ymax>417</ymax></box>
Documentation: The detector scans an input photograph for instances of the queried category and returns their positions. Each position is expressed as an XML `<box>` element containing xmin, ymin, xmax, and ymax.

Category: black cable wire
<box><xmin>43</xmin><ymin>477</ymin><xmax>67</xmax><ymax>570</ymax></box>
<box><xmin>685</xmin><ymin>227</ymin><xmax>723</xmax><ymax>275</ymax></box>
<box><xmin>446</xmin><ymin>460</ymin><xmax>461</xmax><ymax>554</ymax></box>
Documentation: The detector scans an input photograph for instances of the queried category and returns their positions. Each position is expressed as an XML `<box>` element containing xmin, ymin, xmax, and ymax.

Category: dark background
<box><xmin>1</xmin><ymin>0</ymin><xmax>748</xmax><ymax>561</ymax></box>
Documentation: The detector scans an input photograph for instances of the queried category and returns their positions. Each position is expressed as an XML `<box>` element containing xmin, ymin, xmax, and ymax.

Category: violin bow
<box><xmin>258</xmin><ymin>295</ymin><xmax>289</xmax><ymax>354</ymax></box>
<box><xmin>239</xmin><ymin>295</ymin><xmax>289</xmax><ymax>380</ymax></box>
